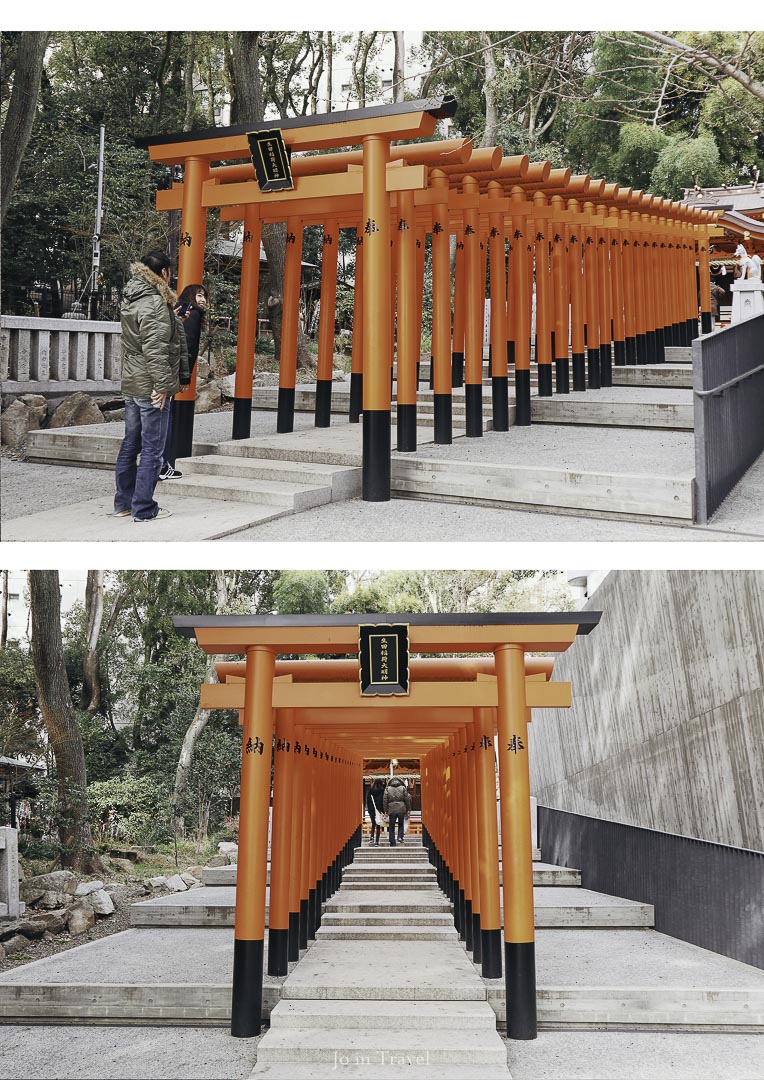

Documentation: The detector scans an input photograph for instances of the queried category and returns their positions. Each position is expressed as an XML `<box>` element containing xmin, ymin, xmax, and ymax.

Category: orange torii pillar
<box><xmin>361</xmin><ymin>134</ymin><xmax>393</xmax><ymax>500</ymax></box>
<box><xmin>488</xmin><ymin>182</ymin><xmax>509</xmax><ymax>429</ymax></box>
<box><xmin>452</xmin><ymin>240</ymin><xmax>466</xmax><ymax>388</ymax></box>
<box><xmin>595</xmin><ymin>205</ymin><xmax>613</xmax><ymax>386</ymax></box>
<box><xmin>463</xmin><ymin>176</ymin><xmax>483</xmax><ymax>436</ymax></box>
<box><xmin>349</xmin><ymin>230</ymin><xmax>364</xmax><ymax>423</ymax></box>
<box><xmin>431</xmin><ymin>171</ymin><xmax>453</xmax><ymax>443</ymax></box>
<box><xmin>267</xmin><ymin>708</ymin><xmax>293</xmax><ymax>976</ymax></box>
<box><xmin>231</xmin><ymin>645</ymin><xmax>275</xmax><ymax>1039</ymax></box>
<box><xmin>583</xmin><ymin>202</ymin><xmax>601</xmax><ymax>389</ymax></box>
<box><xmin>608</xmin><ymin>206</ymin><xmax>627</xmax><ymax>367</ymax></box>
<box><xmin>567</xmin><ymin>203</ymin><xmax>587</xmax><ymax>391</ymax></box>
<box><xmin>287</xmin><ymin>716</ymin><xmax>304</xmax><ymax>961</ymax></box>
<box><xmin>232</xmin><ymin>206</ymin><xmax>262</xmax><ymax>438</ymax></box>
<box><xmin>474</xmin><ymin>707</ymin><xmax>502</xmax><ymax>978</ymax></box>
<box><xmin>170</xmin><ymin>156</ymin><xmax>209</xmax><ymax>461</ymax></box>
<box><xmin>511</xmin><ymin>188</ymin><xmax>532</xmax><ymax>424</ymax></box>
<box><xmin>621</xmin><ymin>210</ymin><xmax>638</xmax><ymax>364</ymax></box>
<box><xmin>315</xmin><ymin>219</ymin><xmax>339</xmax><ymax>427</ymax></box>
<box><xmin>550</xmin><ymin>197</ymin><xmax>570</xmax><ymax>394</ymax></box>
<box><xmin>698</xmin><ymin>228</ymin><xmax>713</xmax><ymax>334</ymax></box>
<box><xmin>415</xmin><ymin>227</ymin><xmax>427</xmax><ymax>390</ymax></box>
<box><xmin>465</xmin><ymin>722</ymin><xmax>483</xmax><ymax>965</ymax></box>
<box><xmin>495</xmin><ymin>643</ymin><xmax>537</xmax><ymax>1040</ymax></box>
<box><xmin>396</xmin><ymin>188</ymin><xmax>418</xmax><ymax>451</ymax></box>
<box><xmin>532</xmin><ymin>192</ymin><xmax>553</xmax><ymax>397</ymax></box>
<box><xmin>277</xmin><ymin>218</ymin><xmax>304</xmax><ymax>433</ymax></box>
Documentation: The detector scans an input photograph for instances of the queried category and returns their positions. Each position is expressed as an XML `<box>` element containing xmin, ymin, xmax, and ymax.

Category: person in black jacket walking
<box><xmin>366</xmin><ymin>779</ymin><xmax>384</xmax><ymax>845</ymax></box>
<box><xmin>160</xmin><ymin>283</ymin><xmax>207</xmax><ymax>479</ymax></box>
<box><xmin>383</xmin><ymin>776</ymin><xmax>411</xmax><ymax>847</ymax></box>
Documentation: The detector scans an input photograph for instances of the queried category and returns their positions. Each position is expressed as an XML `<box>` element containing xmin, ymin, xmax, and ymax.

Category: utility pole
<box><xmin>89</xmin><ymin>123</ymin><xmax>105</xmax><ymax>320</ymax></box>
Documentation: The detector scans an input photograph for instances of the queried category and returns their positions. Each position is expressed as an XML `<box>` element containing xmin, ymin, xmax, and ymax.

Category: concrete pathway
<box><xmin>253</xmin><ymin>839</ymin><xmax>510</xmax><ymax>1078</ymax></box>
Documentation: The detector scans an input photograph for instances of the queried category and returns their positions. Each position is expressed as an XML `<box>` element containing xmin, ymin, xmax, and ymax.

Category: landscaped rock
<box><xmin>2</xmin><ymin>934</ymin><xmax>30</xmax><ymax>956</ymax></box>
<box><xmin>86</xmin><ymin>889</ymin><xmax>115</xmax><ymax>916</ymax></box>
<box><xmin>26</xmin><ymin>909</ymin><xmax>69</xmax><ymax>934</ymax></box>
<box><xmin>49</xmin><ymin>392</ymin><xmax>105</xmax><ymax>429</ymax></box>
<box><xmin>165</xmin><ymin>874</ymin><xmax>188</xmax><ymax>892</ymax></box>
<box><xmin>205</xmin><ymin>854</ymin><xmax>228</xmax><ymax>867</ymax></box>
<box><xmin>194</xmin><ymin>381</ymin><xmax>222</xmax><ymax>413</ymax></box>
<box><xmin>37</xmin><ymin>890</ymin><xmax>73</xmax><ymax>909</ymax></box>
<box><xmin>105</xmin><ymin>408</ymin><xmax>125</xmax><ymax>422</ymax></box>
<box><xmin>108</xmin><ymin>857</ymin><xmax>136</xmax><ymax>873</ymax></box>
<box><xmin>67</xmin><ymin>903</ymin><xmax>96</xmax><ymax>935</ymax></box>
<box><xmin>13</xmin><ymin>918</ymin><xmax>47</xmax><ymax>940</ymax></box>
<box><xmin>217</xmin><ymin>373</ymin><xmax>236</xmax><ymax>399</ymax></box>
<box><xmin>0</xmin><ymin>943</ymin><xmax>5</xmax><ymax>960</ymax></box>
<box><xmin>217</xmin><ymin>842</ymin><xmax>238</xmax><ymax>855</ymax></box>
<box><xmin>180</xmin><ymin>872</ymin><xmax>199</xmax><ymax>887</ymax></box>
<box><xmin>104</xmin><ymin>882</ymin><xmax>130</xmax><ymax>894</ymax></box>
<box><xmin>183</xmin><ymin>865</ymin><xmax>205</xmax><ymax>880</ymax></box>
<box><xmin>19</xmin><ymin>394</ymin><xmax>48</xmax><ymax>422</ymax></box>
<box><xmin>75</xmin><ymin>880</ymin><xmax>105</xmax><ymax>897</ymax></box>
<box><xmin>1</xmin><ymin>399</ymin><xmax>42</xmax><ymax>447</ymax></box>
<box><xmin>143</xmin><ymin>876</ymin><xmax>167</xmax><ymax>890</ymax></box>
<box><xmin>20</xmin><ymin>870</ymin><xmax>78</xmax><ymax>902</ymax></box>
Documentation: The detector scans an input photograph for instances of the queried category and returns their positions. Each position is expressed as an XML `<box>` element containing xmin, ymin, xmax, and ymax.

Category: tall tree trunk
<box><xmin>29</xmin><ymin>571</ymin><xmax>103</xmax><ymax>873</ymax></box>
<box><xmin>82</xmin><ymin>571</ymin><xmax>104</xmax><ymax>715</ymax></box>
<box><xmin>183</xmin><ymin>32</ymin><xmax>196</xmax><ymax>130</ymax></box>
<box><xmin>393</xmin><ymin>32</ymin><xmax>405</xmax><ymax>102</ymax></box>
<box><xmin>172</xmin><ymin>571</ymin><xmax>228</xmax><ymax>828</ymax></box>
<box><xmin>1</xmin><ymin>31</ymin><xmax>49</xmax><ymax>225</ymax></box>
<box><xmin>229</xmin><ymin>32</ymin><xmax>312</xmax><ymax>367</ymax></box>
<box><xmin>325</xmin><ymin>31</ymin><xmax>334</xmax><ymax>111</ymax></box>
<box><xmin>480</xmin><ymin>32</ymin><xmax>499</xmax><ymax>148</ymax></box>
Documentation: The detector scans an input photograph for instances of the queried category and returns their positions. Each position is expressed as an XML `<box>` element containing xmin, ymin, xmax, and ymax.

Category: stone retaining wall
<box><xmin>1</xmin><ymin>315</ymin><xmax>122</xmax><ymax>387</ymax></box>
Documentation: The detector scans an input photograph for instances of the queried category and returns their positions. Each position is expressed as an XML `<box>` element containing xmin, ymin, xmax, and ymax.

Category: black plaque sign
<box><xmin>359</xmin><ymin>624</ymin><xmax>409</xmax><ymax>696</ymax></box>
<box><xmin>247</xmin><ymin>129</ymin><xmax>294</xmax><ymax>193</ymax></box>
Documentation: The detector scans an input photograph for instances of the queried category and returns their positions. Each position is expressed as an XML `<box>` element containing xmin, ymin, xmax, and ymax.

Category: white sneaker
<box><xmin>158</xmin><ymin>464</ymin><xmax>182</xmax><ymax>480</ymax></box>
<box><xmin>134</xmin><ymin>508</ymin><xmax>172</xmax><ymax>522</ymax></box>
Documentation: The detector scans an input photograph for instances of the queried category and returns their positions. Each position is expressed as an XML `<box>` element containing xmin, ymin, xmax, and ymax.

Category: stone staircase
<box><xmin>253</xmin><ymin>837</ymin><xmax>511</xmax><ymax>1078</ymax></box>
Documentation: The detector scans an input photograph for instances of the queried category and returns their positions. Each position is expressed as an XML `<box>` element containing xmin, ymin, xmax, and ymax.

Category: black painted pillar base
<box><xmin>507</xmin><ymin>340</ymin><xmax>515</xmax><ymax>368</ymax></box>
<box><xmin>452</xmin><ymin>353</ymin><xmax>464</xmax><ymax>388</ymax></box>
<box><xmin>171</xmin><ymin>398</ymin><xmax>195</xmax><ymax>463</ymax></box>
<box><xmin>428</xmin><ymin>359</ymin><xmax>434</xmax><ymax>391</ymax></box>
<box><xmin>362</xmin><ymin>410</ymin><xmax>391</xmax><ymax>502</ymax></box>
<box><xmin>453</xmin><ymin>879</ymin><xmax>461</xmax><ymax>934</ymax></box>
<box><xmin>492</xmin><ymin>376</ymin><xmax>509</xmax><ymax>431</ymax></box>
<box><xmin>505</xmin><ymin>941</ymin><xmax>537</xmax><ymax>1041</ymax></box>
<box><xmin>396</xmin><ymin>403</ymin><xmax>417</xmax><ymax>452</ymax></box>
<box><xmin>636</xmin><ymin>333</ymin><xmax>648</xmax><ymax>365</ymax></box>
<box><xmin>299</xmin><ymin>898</ymin><xmax>309</xmax><ymax>950</ymax></box>
<box><xmin>625</xmin><ymin>337</ymin><xmax>637</xmax><ymax>365</ymax></box>
<box><xmin>613</xmin><ymin>340</ymin><xmax>626</xmax><ymax>367</ymax></box>
<box><xmin>587</xmin><ymin>348</ymin><xmax>601</xmax><ymax>389</ymax></box>
<box><xmin>288</xmin><ymin>910</ymin><xmax>300</xmax><ymax>962</ymax></box>
<box><xmin>433</xmin><ymin>394</ymin><xmax>452</xmax><ymax>445</ymax></box>
<box><xmin>231</xmin><ymin>938</ymin><xmax>264</xmax><ymax>1038</ymax></box>
<box><xmin>481</xmin><ymin>929</ymin><xmax>502</xmax><ymax>979</ymax></box>
<box><xmin>464</xmin><ymin>898</ymin><xmax>473</xmax><ymax>951</ymax></box>
<box><xmin>688</xmin><ymin>317</ymin><xmax>698</xmax><ymax>343</ymax></box>
<box><xmin>599</xmin><ymin>343</ymin><xmax>612</xmax><ymax>387</ymax></box>
<box><xmin>349</xmin><ymin>373</ymin><xmax>363</xmax><ymax>423</ymax></box>
<box><xmin>671</xmin><ymin>322</ymin><xmax>682</xmax><ymax>347</ymax></box>
<box><xmin>276</xmin><ymin>387</ymin><xmax>295</xmax><ymax>433</ymax></box>
<box><xmin>537</xmin><ymin>364</ymin><xmax>553</xmax><ymax>397</ymax></box>
<box><xmin>572</xmin><ymin>354</ymin><xmax>586</xmax><ymax>391</ymax></box>
<box><xmin>315</xmin><ymin>379</ymin><xmax>332</xmax><ymax>427</ymax></box>
<box><xmin>232</xmin><ymin>397</ymin><xmax>252</xmax><ymax>440</ymax></box>
<box><xmin>472</xmin><ymin>912</ymin><xmax>482</xmax><ymax>964</ymax></box>
<box><xmin>555</xmin><ymin>358</ymin><xmax>569</xmax><ymax>394</ymax></box>
<box><xmin>515</xmin><ymin>369</ymin><xmax>531</xmax><ymax>426</ymax></box>
<box><xmin>701</xmin><ymin>311</ymin><xmax>712</xmax><ymax>335</ymax></box>
<box><xmin>465</xmin><ymin>384</ymin><xmax>482</xmax><ymax>437</ymax></box>
<box><xmin>459</xmin><ymin>889</ymin><xmax>467</xmax><ymax>941</ymax></box>
<box><xmin>655</xmin><ymin>327</ymin><xmax>665</xmax><ymax>364</ymax></box>
<box><xmin>646</xmin><ymin>330</ymin><xmax>657</xmax><ymax>366</ymax></box>
<box><xmin>267</xmin><ymin>927</ymin><xmax>289</xmax><ymax>977</ymax></box>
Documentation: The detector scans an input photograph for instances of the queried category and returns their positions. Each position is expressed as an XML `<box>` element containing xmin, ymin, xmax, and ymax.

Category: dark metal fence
<box><xmin>539</xmin><ymin>805</ymin><xmax>764</xmax><ymax>970</ymax></box>
<box><xmin>693</xmin><ymin>313</ymin><xmax>764</xmax><ymax>522</ymax></box>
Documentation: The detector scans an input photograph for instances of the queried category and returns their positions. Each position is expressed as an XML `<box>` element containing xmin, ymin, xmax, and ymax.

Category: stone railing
<box><xmin>1</xmin><ymin>315</ymin><xmax>122</xmax><ymax>391</ymax></box>
<box><xmin>0</xmin><ymin>827</ymin><xmax>23</xmax><ymax>920</ymax></box>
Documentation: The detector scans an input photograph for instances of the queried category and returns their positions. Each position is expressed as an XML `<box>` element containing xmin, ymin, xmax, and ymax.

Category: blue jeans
<box><xmin>114</xmin><ymin>395</ymin><xmax>170</xmax><ymax>520</ymax></box>
<box><xmin>162</xmin><ymin>397</ymin><xmax>174</xmax><ymax>468</ymax></box>
<box><xmin>388</xmin><ymin>813</ymin><xmax>405</xmax><ymax>846</ymax></box>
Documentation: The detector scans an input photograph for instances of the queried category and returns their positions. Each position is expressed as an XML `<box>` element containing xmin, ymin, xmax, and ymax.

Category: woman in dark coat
<box><xmin>366</xmin><ymin>779</ymin><xmax>384</xmax><ymax>845</ymax></box>
<box><xmin>160</xmin><ymin>283</ymin><xmax>207</xmax><ymax>479</ymax></box>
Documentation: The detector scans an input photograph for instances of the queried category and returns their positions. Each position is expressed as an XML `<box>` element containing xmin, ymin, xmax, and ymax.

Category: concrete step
<box><xmin>343</xmin><ymin>867</ymin><xmax>436</xmax><ymax>877</ymax></box>
<box><xmin>183</xmin><ymin>453</ymin><xmax>362</xmax><ymax>499</ymax></box>
<box><xmin>252</xmin><ymin>1066</ymin><xmax>510</xmax><ymax>1079</ymax></box>
<box><xmin>530</xmin><ymin>396</ymin><xmax>693</xmax><ymax>430</ymax></box>
<box><xmin>531</xmin><ymin>887</ymin><xmax>653</xmax><ymax>928</ymax></box>
<box><xmin>268</xmin><ymin>998</ymin><xmax>497</xmax><ymax>1030</ymax></box>
<box><xmin>254</xmin><ymin>1026</ymin><xmax>508</xmax><ymax>1066</ymax></box>
<box><xmin>316</xmin><ymin>924</ymin><xmax>458</xmax><ymax>940</ymax></box>
<box><xmin>24</xmin><ymin>427</ymin><xmax>217</xmax><ymax>468</ymax></box>
<box><xmin>612</xmin><ymin>364</ymin><xmax>693</xmax><ymax>388</ymax></box>
<box><xmin>342</xmin><ymin>881</ymin><xmax>440</xmax><ymax>891</ymax></box>
<box><xmin>320</xmin><ymin>912</ymin><xmax>453</xmax><ymax>926</ymax></box>
<box><xmin>158</xmin><ymin>471</ymin><xmax>332</xmax><ymax>510</ymax></box>
<box><xmin>392</xmin><ymin>455</ymin><xmax>694</xmax><ymax>522</ymax></box>
<box><xmin>324</xmin><ymin>894</ymin><xmax>452</xmax><ymax>914</ymax></box>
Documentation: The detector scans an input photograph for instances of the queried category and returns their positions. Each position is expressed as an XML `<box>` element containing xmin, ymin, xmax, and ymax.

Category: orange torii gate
<box><xmin>174</xmin><ymin>610</ymin><xmax>601</xmax><ymax>1042</ymax></box>
<box><xmin>144</xmin><ymin>99</ymin><xmax>720</xmax><ymax>501</ymax></box>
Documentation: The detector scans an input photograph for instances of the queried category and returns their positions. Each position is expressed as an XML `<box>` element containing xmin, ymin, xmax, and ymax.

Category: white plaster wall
<box><xmin>529</xmin><ymin>570</ymin><xmax>764</xmax><ymax>852</ymax></box>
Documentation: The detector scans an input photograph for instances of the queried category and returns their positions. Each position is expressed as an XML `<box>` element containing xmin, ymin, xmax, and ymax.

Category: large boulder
<box><xmin>1</xmin><ymin>399</ymin><xmax>42</xmax><ymax>447</ymax></box>
<box><xmin>67</xmin><ymin>903</ymin><xmax>96</xmax><ymax>935</ymax></box>
<box><xmin>205</xmin><ymin>854</ymin><xmax>228</xmax><ymax>867</ymax></box>
<box><xmin>165</xmin><ymin>874</ymin><xmax>188</xmax><ymax>893</ymax></box>
<box><xmin>19</xmin><ymin>394</ymin><xmax>48</xmax><ymax>422</ymax></box>
<box><xmin>49</xmin><ymin>392</ymin><xmax>105</xmax><ymax>429</ymax></box>
<box><xmin>217</xmin><ymin>842</ymin><xmax>238</xmax><ymax>855</ymax></box>
<box><xmin>20</xmin><ymin>871</ymin><xmax>78</xmax><ymax>904</ymax></box>
<box><xmin>143</xmin><ymin>876</ymin><xmax>167</xmax><ymax>891</ymax></box>
<box><xmin>75</xmin><ymin>880</ymin><xmax>105</xmax><ymax>897</ymax></box>
<box><xmin>2</xmin><ymin>934</ymin><xmax>29</xmax><ymax>957</ymax></box>
<box><xmin>86</xmin><ymin>889</ymin><xmax>115</xmax><ymax>916</ymax></box>
<box><xmin>25</xmin><ymin>909</ymin><xmax>69</xmax><ymax>934</ymax></box>
<box><xmin>37</xmin><ymin>890</ymin><xmax>75</xmax><ymax>909</ymax></box>
<box><xmin>13</xmin><ymin>918</ymin><xmax>47</xmax><ymax>941</ymax></box>
<box><xmin>217</xmin><ymin>374</ymin><xmax>236</xmax><ymax>400</ymax></box>
<box><xmin>108</xmin><ymin>857</ymin><xmax>136</xmax><ymax>874</ymax></box>
<box><xmin>183</xmin><ymin>865</ymin><xmax>205</xmax><ymax>881</ymax></box>
<box><xmin>194</xmin><ymin>381</ymin><xmax>222</xmax><ymax>414</ymax></box>
<box><xmin>179</xmin><ymin>872</ymin><xmax>200</xmax><ymax>887</ymax></box>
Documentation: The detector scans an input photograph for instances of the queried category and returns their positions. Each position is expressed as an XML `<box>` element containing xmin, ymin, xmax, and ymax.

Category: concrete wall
<box><xmin>1</xmin><ymin>315</ymin><xmax>122</xmax><ymax>391</ymax></box>
<box><xmin>529</xmin><ymin>570</ymin><xmax>764</xmax><ymax>852</ymax></box>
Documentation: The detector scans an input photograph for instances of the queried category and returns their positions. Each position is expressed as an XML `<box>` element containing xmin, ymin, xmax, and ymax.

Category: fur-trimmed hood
<box><xmin>125</xmin><ymin>261</ymin><xmax>177</xmax><ymax>306</ymax></box>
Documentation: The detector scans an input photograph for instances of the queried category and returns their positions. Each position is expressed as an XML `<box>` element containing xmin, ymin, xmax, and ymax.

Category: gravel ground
<box><xmin>0</xmin><ymin>883</ymin><xmax>172</xmax><ymax>976</ymax></box>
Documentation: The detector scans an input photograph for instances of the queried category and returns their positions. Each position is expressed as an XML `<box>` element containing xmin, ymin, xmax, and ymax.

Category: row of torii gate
<box><xmin>145</xmin><ymin>96</ymin><xmax>720</xmax><ymax>500</ymax></box>
<box><xmin>174</xmin><ymin>610</ymin><xmax>601</xmax><ymax>1042</ymax></box>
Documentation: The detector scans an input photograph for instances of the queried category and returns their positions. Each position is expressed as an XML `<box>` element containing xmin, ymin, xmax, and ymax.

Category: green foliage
<box><xmin>699</xmin><ymin>79</ymin><xmax>764</xmax><ymax>177</ymax></box>
<box><xmin>88</xmin><ymin>774</ymin><xmax>173</xmax><ymax>846</ymax></box>
<box><xmin>610</xmin><ymin>124</ymin><xmax>669</xmax><ymax>191</ymax></box>
<box><xmin>0</xmin><ymin>640</ymin><xmax>42</xmax><ymax>761</ymax></box>
<box><xmin>650</xmin><ymin>135</ymin><xmax>721</xmax><ymax>199</ymax></box>
<box><xmin>273</xmin><ymin>571</ymin><xmax>330</xmax><ymax>615</ymax></box>
<box><xmin>78</xmin><ymin>712</ymin><xmax>130</xmax><ymax>783</ymax></box>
